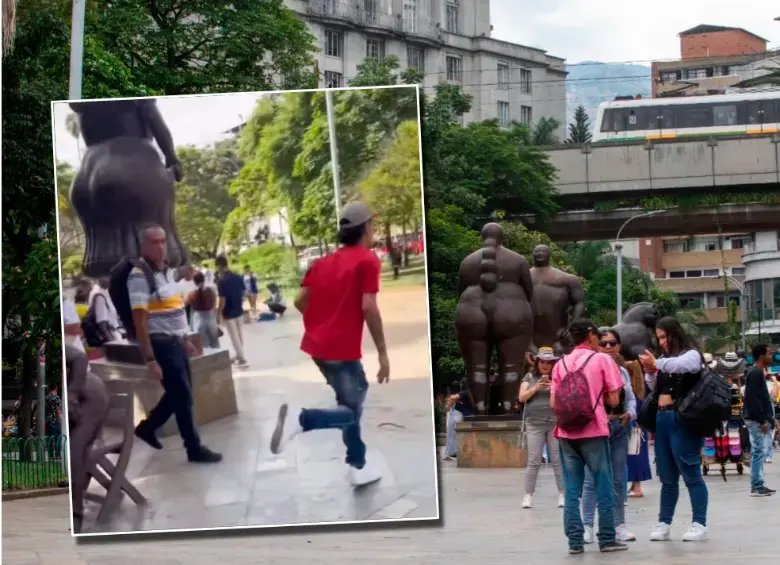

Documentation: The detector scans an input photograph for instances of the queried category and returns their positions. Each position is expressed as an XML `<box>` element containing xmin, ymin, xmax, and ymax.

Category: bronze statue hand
<box><xmin>168</xmin><ymin>160</ymin><xmax>183</xmax><ymax>182</ymax></box>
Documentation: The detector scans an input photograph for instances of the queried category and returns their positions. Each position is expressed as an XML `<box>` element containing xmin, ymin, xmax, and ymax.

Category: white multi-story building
<box><xmin>285</xmin><ymin>0</ymin><xmax>567</xmax><ymax>135</ymax></box>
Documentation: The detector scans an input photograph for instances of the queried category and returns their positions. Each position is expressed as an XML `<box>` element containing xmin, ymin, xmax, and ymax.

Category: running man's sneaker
<box><xmin>650</xmin><ymin>522</ymin><xmax>671</xmax><ymax>541</ymax></box>
<box><xmin>349</xmin><ymin>460</ymin><xmax>381</xmax><ymax>487</ymax></box>
<box><xmin>682</xmin><ymin>523</ymin><xmax>708</xmax><ymax>541</ymax></box>
<box><xmin>750</xmin><ymin>486</ymin><xmax>774</xmax><ymax>497</ymax></box>
<box><xmin>187</xmin><ymin>446</ymin><xmax>223</xmax><ymax>464</ymax></box>
<box><xmin>568</xmin><ymin>547</ymin><xmax>584</xmax><ymax>555</ymax></box>
<box><xmin>599</xmin><ymin>541</ymin><xmax>628</xmax><ymax>553</ymax></box>
<box><xmin>616</xmin><ymin>524</ymin><xmax>637</xmax><ymax>542</ymax></box>
<box><xmin>764</xmin><ymin>486</ymin><xmax>776</xmax><ymax>493</ymax></box>
<box><xmin>557</xmin><ymin>493</ymin><xmax>564</xmax><ymax>508</ymax></box>
<box><xmin>269</xmin><ymin>403</ymin><xmax>302</xmax><ymax>455</ymax></box>
<box><xmin>522</xmin><ymin>494</ymin><xmax>533</xmax><ymax>508</ymax></box>
<box><xmin>583</xmin><ymin>525</ymin><xmax>595</xmax><ymax>544</ymax></box>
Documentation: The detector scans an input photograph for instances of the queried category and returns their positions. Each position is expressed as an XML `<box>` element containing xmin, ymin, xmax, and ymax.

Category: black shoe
<box><xmin>600</xmin><ymin>541</ymin><xmax>629</xmax><ymax>553</ymax></box>
<box><xmin>568</xmin><ymin>547</ymin><xmax>584</xmax><ymax>554</ymax></box>
<box><xmin>750</xmin><ymin>486</ymin><xmax>773</xmax><ymax>497</ymax></box>
<box><xmin>134</xmin><ymin>422</ymin><xmax>163</xmax><ymax>450</ymax></box>
<box><xmin>188</xmin><ymin>446</ymin><xmax>222</xmax><ymax>463</ymax></box>
<box><xmin>764</xmin><ymin>486</ymin><xmax>776</xmax><ymax>493</ymax></box>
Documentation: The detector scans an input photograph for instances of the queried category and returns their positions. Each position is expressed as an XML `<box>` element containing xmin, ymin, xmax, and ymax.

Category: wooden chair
<box><xmin>85</xmin><ymin>379</ymin><xmax>147</xmax><ymax>524</ymax></box>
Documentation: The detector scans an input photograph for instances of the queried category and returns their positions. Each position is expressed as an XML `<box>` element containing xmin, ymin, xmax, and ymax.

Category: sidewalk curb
<box><xmin>3</xmin><ymin>486</ymin><xmax>69</xmax><ymax>501</ymax></box>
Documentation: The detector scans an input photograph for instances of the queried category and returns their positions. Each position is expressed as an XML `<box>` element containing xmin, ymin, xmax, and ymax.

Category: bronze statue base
<box><xmin>455</xmin><ymin>418</ymin><xmax>527</xmax><ymax>468</ymax></box>
<box><xmin>103</xmin><ymin>334</ymin><xmax>204</xmax><ymax>365</ymax></box>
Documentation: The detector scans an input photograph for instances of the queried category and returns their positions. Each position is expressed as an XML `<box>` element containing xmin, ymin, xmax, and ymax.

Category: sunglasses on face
<box><xmin>599</xmin><ymin>340</ymin><xmax>619</xmax><ymax>347</ymax></box>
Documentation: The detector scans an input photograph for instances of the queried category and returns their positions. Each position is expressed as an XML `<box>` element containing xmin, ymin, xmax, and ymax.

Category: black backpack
<box><xmin>108</xmin><ymin>258</ymin><xmax>157</xmax><ymax>340</ymax></box>
<box><xmin>81</xmin><ymin>293</ymin><xmax>110</xmax><ymax>347</ymax></box>
<box><xmin>677</xmin><ymin>365</ymin><xmax>732</xmax><ymax>437</ymax></box>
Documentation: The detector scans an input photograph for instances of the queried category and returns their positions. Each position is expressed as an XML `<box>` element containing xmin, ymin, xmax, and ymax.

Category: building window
<box><xmin>407</xmin><ymin>46</ymin><xmax>425</xmax><ymax>72</ymax></box>
<box><xmin>669</xmin><ymin>271</ymin><xmax>686</xmax><ymax>279</ymax></box>
<box><xmin>520</xmin><ymin>68</ymin><xmax>532</xmax><ymax>94</ymax></box>
<box><xmin>660</xmin><ymin>71</ymin><xmax>680</xmax><ymax>82</ymax></box>
<box><xmin>683</xmin><ymin>68</ymin><xmax>707</xmax><ymax>79</ymax></box>
<box><xmin>686</xmin><ymin>270</ymin><xmax>703</xmax><ymax>278</ymax></box>
<box><xmin>445</xmin><ymin>1</ymin><xmax>458</xmax><ymax>34</ymax></box>
<box><xmin>363</xmin><ymin>0</ymin><xmax>378</xmax><ymax>24</ymax></box>
<box><xmin>730</xmin><ymin>238</ymin><xmax>747</xmax><ymax>250</ymax></box>
<box><xmin>520</xmin><ymin>105</ymin><xmax>532</xmax><ymax>126</ymax></box>
<box><xmin>324</xmin><ymin>71</ymin><xmax>343</xmax><ymax>88</ymax></box>
<box><xmin>446</xmin><ymin>55</ymin><xmax>462</xmax><ymax>83</ymax></box>
<box><xmin>324</xmin><ymin>30</ymin><xmax>343</xmax><ymax>58</ymax></box>
<box><xmin>497</xmin><ymin>101</ymin><xmax>510</xmax><ymax>127</ymax></box>
<box><xmin>497</xmin><ymin>62</ymin><xmax>509</xmax><ymax>90</ymax></box>
<box><xmin>702</xmin><ymin>269</ymin><xmax>719</xmax><ymax>277</ymax></box>
<box><xmin>679</xmin><ymin>296</ymin><xmax>703</xmax><ymax>308</ymax></box>
<box><xmin>366</xmin><ymin>38</ymin><xmax>386</xmax><ymax>61</ymax></box>
<box><xmin>732</xmin><ymin>267</ymin><xmax>746</xmax><ymax>276</ymax></box>
<box><xmin>403</xmin><ymin>0</ymin><xmax>417</xmax><ymax>33</ymax></box>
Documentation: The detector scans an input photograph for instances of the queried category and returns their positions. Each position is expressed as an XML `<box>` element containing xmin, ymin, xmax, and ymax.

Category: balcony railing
<box><xmin>306</xmin><ymin>0</ymin><xmax>355</xmax><ymax>22</ymax></box>
<box><xmin>743</xmin><ymin>239</ymin><xmax>780</xmax><ymax>255</ymax></box>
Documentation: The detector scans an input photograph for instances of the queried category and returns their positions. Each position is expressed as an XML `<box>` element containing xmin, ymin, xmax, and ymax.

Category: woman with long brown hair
<box><xmin>626</xmin><ymin>359</ymin><xmax>652</xmax><ymax>496</ymax></box>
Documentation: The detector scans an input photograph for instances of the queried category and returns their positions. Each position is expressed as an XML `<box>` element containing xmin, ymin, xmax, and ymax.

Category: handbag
<box><xmin>628</xmin><ymin>425</ymin><xmax>643</xmax><ymax>456</ymax></box>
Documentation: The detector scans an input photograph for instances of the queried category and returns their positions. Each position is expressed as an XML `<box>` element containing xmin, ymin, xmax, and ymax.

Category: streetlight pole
<box><xmin>614</xmin><ymin>209</ymin><xmax>666</xmax><ymax>322</ymax></box>
<box><xmin>722</xmin><ymin>275</ymin><xmax>746</xmax><ymax>352</ymax></box>
<box><xmin>68</xmin><ymin>0</ymin><xmax>86</xmax><ymax>100</ymax></box>
<box><xmin>757</xmin><ymin>299</ymin><xmax>763</xmax><ymax>343</ymax></box>
<box><xmin>324</xmin><ymin>90</ymin><xmax>342</xmax><ymax>228</ymax></box>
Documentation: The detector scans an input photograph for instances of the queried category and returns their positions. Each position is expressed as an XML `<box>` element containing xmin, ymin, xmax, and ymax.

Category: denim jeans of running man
<box><xmin>654</xmin><ymin>410</ymin><xmax>708</xmax><ymax>526</ymax></box>
<box><xmin>299</xmin><ymin>360</ymin><xmax>369</xmax><ymax>469</ymax></box>
<box><xmin>559</xmin><ymin>437</ymin><xmax>616</xmax><ymax>549</ymax></box>
<box><xmin>582</xmin><ymin>420</ymin><xmax>629</xmax><ymax>529</ymax></box>
<box><xmin>746</xmin><ymin>420</ymin><xmax>769</xmax><ymax>490</ymax></box>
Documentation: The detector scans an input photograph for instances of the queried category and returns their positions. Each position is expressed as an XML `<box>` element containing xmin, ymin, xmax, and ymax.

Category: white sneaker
<box><xmin>349</xmin><ymin>461</ymin><xmax>381</xmax><ymax>487</ymax></box>
<box><xmin>583</xmin><ymin>525</ymin><xmax>595</xmax><ymax>544</ymax></box>
<box><xmin>269</xmin><ymin>403</ymin><xmax>302</xmax><ymax>455</ymax></box>
<box><xmin>616</xmin><ymin>524</ymin><xmax>637</xmax><ymax>542</ymax></box>
<box><xmin>650</xmin><ymin>522</ymin><xmax>671</xmax><ymax>541</ymax></box>
<box><xmin>682</xmin><ymin>523</ymin><xmax>708</xmax><ymax>542</ymax></box>
<box><xmin>557</xmin><ymin>493</ymin><xmax>564</xmax><ymax>508</ymax></box>
<box><xmin>522</xmin><ymin>494</ymin><xmax>533</xmax><ymax>508</ymax></box>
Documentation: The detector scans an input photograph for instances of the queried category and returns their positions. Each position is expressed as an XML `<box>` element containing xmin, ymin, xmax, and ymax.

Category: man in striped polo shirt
<box><xmin>130</xmin><ymin>225</ymin><xmax>222</xmax><ymax>464</ymax></box>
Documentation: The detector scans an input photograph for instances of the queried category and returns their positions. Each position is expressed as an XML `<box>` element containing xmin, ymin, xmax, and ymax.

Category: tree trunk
<box><xmin>402</xmin><ymin>222</ymin><xmax>409</xmax><ymax>267</ymax></box>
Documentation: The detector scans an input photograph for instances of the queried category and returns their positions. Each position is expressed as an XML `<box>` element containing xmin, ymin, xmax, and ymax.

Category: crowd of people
<box><xmin>440</xmin><ymin>315</ymin><xmax>779</xmax><ymax>554</ymax></box>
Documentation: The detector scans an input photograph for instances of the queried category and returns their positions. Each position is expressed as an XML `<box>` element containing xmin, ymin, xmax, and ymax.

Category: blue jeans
<box><xmin>582</xmin><ymin>420</ymin><xmax>629</xmax><ymax>529</ymax></box>
<box><xmin>746</xmin><ymin>420</ymin><xmax>769</xmax><ymax>490</ymax></box>
<box><xmin>145</xmin><ymin>335</ymin><xmax>202</xmax><ymax>455</ymax></box>
<box><xmin>654</xmin><ymin>410</ymin><xmax>708</xmax><ymax>526</ymax></box>
<box><xmin>559</xmin><ymin>437</ymin><xmax>615</xmax><ymax>549</ymax></box>
<box><xmin>445</xmin><ymin>408</ymin><xmax>463</xmax><ymax>457</ymax></box>
<box><xmin>300</xmin><ymin>360</ymin><xmax>368</xmax><ymax>469</ymax></box>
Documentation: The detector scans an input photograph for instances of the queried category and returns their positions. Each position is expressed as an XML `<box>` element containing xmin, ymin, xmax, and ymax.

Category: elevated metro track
<box><xmin>516</xmin><ymin>204</ymin><xmax>780</xmax><ymax>243</ymax></box>
<box><xmin>543</xmin><ymin>134</ymin><xmax>780</xmax><ymax>208</ymax></box>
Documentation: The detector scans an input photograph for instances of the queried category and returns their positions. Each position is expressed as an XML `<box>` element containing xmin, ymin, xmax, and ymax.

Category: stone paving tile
<box><xmin>4</xmin><ymin>454</ymin><xmax>780</xmax><ymax>564</ymax></box>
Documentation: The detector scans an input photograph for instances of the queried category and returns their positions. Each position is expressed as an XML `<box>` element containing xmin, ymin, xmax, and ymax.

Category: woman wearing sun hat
<box><xmin>519</xmin><ymin>346</ymin><xmax>564</xmax><ymax>509</ymax></box>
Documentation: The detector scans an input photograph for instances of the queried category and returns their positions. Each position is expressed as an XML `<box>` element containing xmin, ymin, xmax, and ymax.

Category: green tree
<box><xmin>361</xmin><ymin>120</ymin><xmax>423</xmax><ymax>256</ymax></box>
<box><xmin>175</xmin><ymin>142</ymin><xmax>239</xmax><ymax>262</ymax></box>
<box><xmin>93</xmin><ymin>0</ymin><xmax>318</xmax><ymax>94</ymax></box>
<box><xmin>566</xmin><ymin>105</ymin><xmax>593</xmax><ymax>144</ymax></box>
<box><xmin>531</xmin><ymin>116</ymin><xmax>561</xmax><ymax>146</ymax></box>
<box><xmin>562</xmin><ymin>241</ymin><xmax>611</xmax><ymax>279</ymax></box>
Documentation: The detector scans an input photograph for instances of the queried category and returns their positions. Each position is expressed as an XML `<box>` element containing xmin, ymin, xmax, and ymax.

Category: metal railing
<box><xmin>2</xmin><ymin>436</ymin><xmax>68</xmax><ymax>491</ymax></box>
<box><xmin>743</xmin><ymin>239</ymin><xmax>780</xmax><ymax>255</ymax></box>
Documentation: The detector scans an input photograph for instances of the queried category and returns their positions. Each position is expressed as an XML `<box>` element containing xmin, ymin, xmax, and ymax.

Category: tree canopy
<box><xmin>566</xmin><ymin>105</ymin><xmax>593</xmax><ymax>144</ymax></box>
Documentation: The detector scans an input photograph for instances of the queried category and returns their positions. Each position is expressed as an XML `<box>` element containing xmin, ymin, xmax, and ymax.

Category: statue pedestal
<box><xmin>455</xmin><ymin>417</ymin><xmax>527</xmax><ymax>468</ymax></box>
<box><xmin>90</xmin><ymin>348</ymin><xmax>237</xmax><ymax>438</ymax></box>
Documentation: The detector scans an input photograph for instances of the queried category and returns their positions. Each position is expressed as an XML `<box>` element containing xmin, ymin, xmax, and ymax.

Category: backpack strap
<box><xmin>128</xmin><ymin>258</ymin><xmax>159</xmax><ymax>297</ymax></box>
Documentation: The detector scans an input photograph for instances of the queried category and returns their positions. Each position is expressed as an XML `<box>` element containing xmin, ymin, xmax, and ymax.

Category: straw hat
<box><xmin>534</xmin><ymin>346</ymin><xmax>560</xmax><ymax>362</ymax></box>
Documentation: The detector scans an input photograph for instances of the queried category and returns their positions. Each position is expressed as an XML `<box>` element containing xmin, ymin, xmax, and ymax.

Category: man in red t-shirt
<box><xmin>270</xmin><ymin>201</ymin><xmax>390</xmax><ymax>487</ymax></box>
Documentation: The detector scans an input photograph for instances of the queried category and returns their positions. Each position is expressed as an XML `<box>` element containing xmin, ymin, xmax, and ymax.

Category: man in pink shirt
<box><xmin>550</xmin><ymin>319</ymin><xmax>625</xmax><ymax>554</ymax></box>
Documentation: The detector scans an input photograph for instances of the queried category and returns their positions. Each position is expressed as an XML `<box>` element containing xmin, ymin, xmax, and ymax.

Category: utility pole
<box><xmin>325</xmin><ymin>89</ymin><xmax>341</xmax><ymax>228</ymax></box>
<box><xmin>68</xmin><ymin>0</ymin><xmax>86</xmax><ymax>100</ymax></box>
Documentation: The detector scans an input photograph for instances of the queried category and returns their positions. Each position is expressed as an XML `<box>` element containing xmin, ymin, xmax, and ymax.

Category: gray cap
<box><xmin>339</xmin><ymin>201</ymin><xmax>376</xmax><ymax>229</ymax></box>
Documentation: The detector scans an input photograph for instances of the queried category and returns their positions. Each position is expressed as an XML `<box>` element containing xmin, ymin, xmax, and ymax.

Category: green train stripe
<box><xmin>595</xmin><ymin>129</ymin><xmax>777</xmax><ymax>143</ymax></box>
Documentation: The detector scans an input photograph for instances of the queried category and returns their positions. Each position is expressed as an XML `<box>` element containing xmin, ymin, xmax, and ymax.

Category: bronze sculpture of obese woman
<box><xmin>454</xmin><ymin>223</ymin><xmax>534</xmax><ymax>417</ymax></box>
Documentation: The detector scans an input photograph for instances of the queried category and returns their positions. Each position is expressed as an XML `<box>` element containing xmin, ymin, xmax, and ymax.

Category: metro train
<box><xmin>592</xmin><ymin>91</ymin><xmax>780</xmax><ymax>143</ymax></box>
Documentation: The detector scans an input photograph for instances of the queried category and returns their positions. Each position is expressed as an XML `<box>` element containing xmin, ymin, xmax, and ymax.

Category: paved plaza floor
<box><xmin>76</xmin><ymin>286</ymin><xmax>439</xmax><ymax>534</ymax></box>
<box><xmin>4</xmin><ymin>449</ymin><xmax>780</xmax><ymax>564</ymax></box>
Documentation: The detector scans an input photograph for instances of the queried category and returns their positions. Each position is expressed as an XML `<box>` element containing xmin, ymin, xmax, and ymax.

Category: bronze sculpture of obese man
<box><xmin>454</xmin><ymin>223</ymin><xmax>534</xmax><ymax>417</ymax></box>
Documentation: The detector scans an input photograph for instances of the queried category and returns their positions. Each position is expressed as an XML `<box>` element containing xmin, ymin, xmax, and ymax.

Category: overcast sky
<box><xmin>490</xmin><ymin>0</ymin><xmax>779</xmax><ymax>64</ymax></box>
<box><xmin>52</xmin><ymin>92</ymin><xmax>265</xmax><ymax>168</ymax></box>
